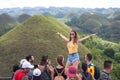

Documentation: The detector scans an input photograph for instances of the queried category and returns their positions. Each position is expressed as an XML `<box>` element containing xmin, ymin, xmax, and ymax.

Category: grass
<box><xmin>0</xmin><ymin>15</ymin><xmax>90</xmax><ymax>77</ymax></box>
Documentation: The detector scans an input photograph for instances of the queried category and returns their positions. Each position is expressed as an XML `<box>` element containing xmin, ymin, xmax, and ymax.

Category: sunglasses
<box><xmin>70</xmin><ymin>33</ymin><xmax>75</xmax><ymax>35</ymax></box>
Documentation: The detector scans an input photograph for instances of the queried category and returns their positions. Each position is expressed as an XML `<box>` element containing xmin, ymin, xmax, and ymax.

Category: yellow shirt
<box><xmin>67</xmin><ymin>42</ymin><xmax>78</xmax><ymax>54</ymax></box>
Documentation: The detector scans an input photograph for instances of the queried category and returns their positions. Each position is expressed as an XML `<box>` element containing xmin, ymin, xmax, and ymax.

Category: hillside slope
<box><xmin>0</xmin><ymin>15</ymin><xmax>90</xmax><ymax>77</ymax></box>
<box><xmin>0</xmin><ymin>13</ymin><xmax>18</xmax><ymax>36</ymax></box>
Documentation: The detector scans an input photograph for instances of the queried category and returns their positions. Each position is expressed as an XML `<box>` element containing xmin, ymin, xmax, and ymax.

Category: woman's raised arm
<box><xmin>57</xmin><ymin>32</ymin><xmax>69</xmax><ymax>41</ymax></box>
<box><xmin>78</xmin><ymin>33</ymin><xmax>97</xmax><ymax>42</ymax></box>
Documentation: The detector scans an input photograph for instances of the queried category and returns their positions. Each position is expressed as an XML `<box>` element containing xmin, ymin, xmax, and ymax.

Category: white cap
<box><xmin>20</xmin><ymin>59</ymin><xmax>27</xmax><ymax>65</ymax></box>
<box><xmin>33</xmin><ymin>68</ymin><xmax>41</xmax><ymax>76</ymax></box>
<box><xmin>22</xmin><ymin>61</ymin><xmax>34</xmax><ymax>69</ymax></box>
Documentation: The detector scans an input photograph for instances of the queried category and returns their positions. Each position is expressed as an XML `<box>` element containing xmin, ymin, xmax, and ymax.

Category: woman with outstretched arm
<box><xmin>57</xmin><ymin>30</ymin><xmax>96</xmax><ymax>69</ymax></box>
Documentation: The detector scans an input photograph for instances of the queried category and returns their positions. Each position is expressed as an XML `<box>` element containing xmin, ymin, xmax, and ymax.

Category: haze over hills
<box><xmin>0</xmin><ymin>7</ymin><xmax>119</xmax><ymax>16</ymax></box>
<box><xmin>0</xmin><ymin>15</ymin><xmax>90</xmax><ymax>77</ymax></box>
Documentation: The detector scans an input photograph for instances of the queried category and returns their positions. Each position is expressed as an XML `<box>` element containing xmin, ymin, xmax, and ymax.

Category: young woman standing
<box><xmin>57</xmin><ymin>30</ymin><xmax>96</xmax><ymax>69</ymax></box>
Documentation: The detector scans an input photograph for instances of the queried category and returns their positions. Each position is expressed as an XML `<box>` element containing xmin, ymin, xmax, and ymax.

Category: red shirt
<box><xmin>14</xmin><ymin>70</ymin><xmax>27</xmax><ymax>80</ymax></box>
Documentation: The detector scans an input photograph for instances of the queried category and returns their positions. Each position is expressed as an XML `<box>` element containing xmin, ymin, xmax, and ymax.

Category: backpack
<box><xmin>33</xmin><ymin>76</ymin><xmax>41</xmax><ymax>80</ymax></box>
<box><xmin>40</xmin><ymin>65</ymin><xmax>51</xmax><ymax>80</ymax></box>
<box><xmin>94</xmin><ymin>66</ymin><xmax>100</xmax><ymax>79</ymax></box>
<box><xmin>33</xmin><ymin>68</ymin><xmax>41</xmax><ymax>80</ymax></box>
<box><xmin>88</xmin><ymin>64</ymin><xmax>100</xmax><ymax>79</ymax></box>
<box><xmin>54</xmin><ymin>68</ymin><xmax>64</xmax><ymax>80</ymax></box>
<box><xmin>81</xmin><ymin>72</ymin><xmax>91</xmax><ymax>80</ymax></box>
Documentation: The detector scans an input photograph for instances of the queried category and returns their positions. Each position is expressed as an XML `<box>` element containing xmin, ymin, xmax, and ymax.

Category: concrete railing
<box><xmin>0</xmin><ymin>77</ymin><xmax>11</xmax><ymax>80</ymax></box>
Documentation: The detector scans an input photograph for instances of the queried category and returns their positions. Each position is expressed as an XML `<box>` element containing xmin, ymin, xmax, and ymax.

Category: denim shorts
<box><xmin>67</xmin><ymin>52</ymin><xmax>80</xmax><ymax>63</ymax></box>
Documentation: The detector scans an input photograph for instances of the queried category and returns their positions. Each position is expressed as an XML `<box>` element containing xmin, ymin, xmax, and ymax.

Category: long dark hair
<box><xmin>56</xmin><ymin>55</ymin><xmax>65</xmax><ymax>67</ymax></box>
<box><xmin>82</xmin><ymin>62</ymin><xmax>88</xmax><ymax>72</ymax></box>
<box><xmin>40</xmin><ymin>55</ymin><xmax>48</xmax><ymax>65</ymax></box>
<box><xmin>69</xmin><ymin>30</ymin><xmax>78</xmax><ymax>43</ymax></box>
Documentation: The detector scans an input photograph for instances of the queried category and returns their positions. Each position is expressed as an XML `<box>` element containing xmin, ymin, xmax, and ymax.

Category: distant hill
<box><xmin>17</xmin><ymin>13</ymin><xmax>31</xmax><ymax>23</ymax></box>
<box><xmin>0</xmin><ymin>15</ymin><xmax>90</xmax><ymax>77</ymax></box>
<box><xmin>0</xmin><ymin>13</ymin><xmax>15</xmax><ymax>23</ymax></box>
<box><xmin>66</xmin><ymin>12</ymin><xmax>120</xmax><ymax>42</ymax></box>
<box><xmin>99</xmin><ymin>20</ymin><xmax>120</xmax><ymax>42</ymax></box>
<box><xmin>0</xmin><ymin>13</ymin><xmax>18</xmax><ymax>36</ymax></box>
<box><xmin>0</xmin><ymin>7</ymin><xmax>119</xmax><ymax>18</ymax></box>
<box><xmin>108</xmin><ymin>11</ymin><xmax>120</xmax><ymax>20</ymax></box>
<box><xmin>66</xmin><ymin>12</ymin><xmax>110</xmax><ymax>33</ymax></box>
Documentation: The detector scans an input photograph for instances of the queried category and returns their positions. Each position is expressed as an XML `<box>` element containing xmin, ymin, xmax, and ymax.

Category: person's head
<box><xmin>22</xmin><ymin>61</ymin><xmax>34</xmax><ymax>73</ymax></box>
<box><xmin>25</xmin><ymin>54</ymin><xmax>34</xmax><ymax>63</ymax></box>
<box><xmin>66</xmin><ymin>66</ymin><xmax>77</xmax><ymax>79</ymax></box>
<box><xmin>56</xmin><ymin>55</ymin><xmax>64</xmax><ymax>67</ymax></box>
<box><xmin>40</xmin><ymin>55</ymin><xmax>49</xmax><ymax>65</ymax></box>
<box><xmin>104</xmin><ymin>60</ymin><xmax>113</xmax><ymax>72</ymax></box>
<box><xmin>34</xmin><ymin>64</ymin><xmax>39</xmax><ymax>69</ymax></box>
<box><xmin>13</xmin><ymin>64</ymin><xmax>20</xmax><ymax>72</ymax></box>
<box><xmin>69</xmin><ymin>30</ymin><xmax>78</xmax><ymax>43</ymax></box>
<box><xmin>46</xmin><ymin>59</ymin><xmax>52</xmax><ymax>66</ymax></box>
<box><xmin>85</xmin><ymin>53</ymin><xmax>92</xmax><ymax>63</ymax></box>
<box><xmin>20</xmin><ymin>59</ymin><xmax>27</xmax><ymax>68</ymax></box>
<box><xmin>33</xmin><ymin>68</ymin><xmax>41</xmax><ymax>77</ymax></box>
<box><xmin>81</xmin><ymin>62</ymin><xmax>88</xmax><ymax>72</ymax></box>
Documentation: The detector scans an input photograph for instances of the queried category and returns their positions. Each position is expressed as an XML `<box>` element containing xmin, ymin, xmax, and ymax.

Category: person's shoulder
<box><xmin>100</xmin><ymin>72</ymin><xmax>108</xmax><ymax>79</ymax></box>
<box><xmin>14</xmin><ymin>70</ymin><xmax>26</xmax><ymax>79</ymax></box>
<box><xmin>14</xmin><ymin>69</ymin><xmax>23</xmax><ymax>75</ymax></box>
<box><xmin>27</xmin><ymin>69</ymin><xmax>33</xmax><ymax>74</ymax></box>
<box><xmin>22</xmin><ymin>75</ymin><xmax>29</xmax><ymax>80</ymax></box>
<box><xmin>55</xmin><ymin>66</ymin><xmax>64</xmax><ymax>69</ymax></box>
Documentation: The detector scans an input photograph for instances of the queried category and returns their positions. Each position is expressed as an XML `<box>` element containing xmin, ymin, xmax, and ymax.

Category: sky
<box><xmin>0</xmin><ymin>0</ymin><xmax>120</xmax><ymax>9</ymax></box>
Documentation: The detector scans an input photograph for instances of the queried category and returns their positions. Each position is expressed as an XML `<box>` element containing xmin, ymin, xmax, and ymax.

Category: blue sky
<box><xmin>0</xmin><ymin>0</ymin><xmax>120</xmax><ymax>9</ymax></box>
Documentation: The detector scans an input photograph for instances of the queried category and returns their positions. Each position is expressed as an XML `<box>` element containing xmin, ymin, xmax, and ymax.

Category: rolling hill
<box><xmin>0</xmin><ymin>15</ymin><xmax>90</xmax><ymax>77</ymax></box>
<box><xmin>67</xmin><ymin>12</ymin><xmax>110</xmax><ymax>33</ymax></box>
<box><xmin>0</xmin><ymin>13</ymin><xmax>18</xmax><ymax>36</ymax></box>
<box><xmin>66</xmin><ymin>12</ymin><xmax>120</xmax><ymax>42</ymax></box>
<box><xmin>17</xmin><ymin>13</ymin><xmax>31</xmax><ymax>23</ymax></box>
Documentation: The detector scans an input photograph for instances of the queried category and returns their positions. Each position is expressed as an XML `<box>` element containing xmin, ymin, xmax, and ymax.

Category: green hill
<box><xmin>0</xmin><ymin>13</ymin><xmax>18</xmax><ymax>36</ymax></box>
<box><xmin>66</xmin><ymin>12</ymin><xmax>120</xmax><ymax>42</ymax></box>
<box><xmin>17</xmin><ymin>13</ymin><xmax>31</xmax><ymax>23</ymax></box>
<box><xmin>0</xmin><ymin>15</ymin><xmax>90</xmax><ymax>77</ymax></box>
<box><xmin>66</xmin><ymin>12</ymin><xmax>110</xmax><ymax>33</ymax></box>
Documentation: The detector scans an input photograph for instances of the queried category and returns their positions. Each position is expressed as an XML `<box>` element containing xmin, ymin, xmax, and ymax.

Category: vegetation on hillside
<box><xmin>80</xmin><ymin>33</ymin><xmax>120</xmax><ymax>80</ymax></box>
<box><xmin>0</xmin><ymin>15</ymin><xmax>90</xmax><ymax>77</ymax></box>
<box><xmin>0</xmin><ymin>7</ymin><xmax>120</xmax><ymax>79</ymax></box>
<box><xmin>66</xmin><ymin>12</ymin><xmax>120</xmax><ymax>42</ymax></box>
<box><xmin>0</xmin><ymin>13</ymin><xmax>18</xmax><ymax>36</ymax></box>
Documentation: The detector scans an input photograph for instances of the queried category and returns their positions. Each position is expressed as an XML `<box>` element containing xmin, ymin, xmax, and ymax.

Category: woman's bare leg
<box><xmin>65</xmin><ymin>62</ymin><xmax>71</xmax><ymax>73</ymax></box>
<box><xmin>73</xmin><ymin>60</ymin><xmax>79</xmax><ymax>69</ymax></box>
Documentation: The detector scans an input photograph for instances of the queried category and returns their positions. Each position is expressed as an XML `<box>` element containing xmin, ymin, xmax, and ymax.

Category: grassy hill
<box><xmin>0</xmin><ymin>13</ymin><xmax>18</xmax><ymax>36</ymax></box>
<box><xmin>0</xmin><ymin>15</ymin><xmax>90</xmax><ymax>77</ymax></box>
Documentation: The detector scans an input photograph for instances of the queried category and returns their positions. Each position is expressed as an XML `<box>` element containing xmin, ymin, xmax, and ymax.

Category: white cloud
<box><xmin>0</xmin><ymin>0</ymin><xmax>119</xmax><ymax>9</ymax></box>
